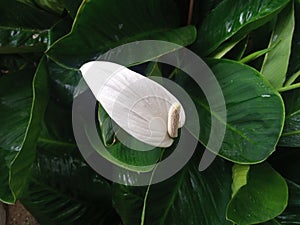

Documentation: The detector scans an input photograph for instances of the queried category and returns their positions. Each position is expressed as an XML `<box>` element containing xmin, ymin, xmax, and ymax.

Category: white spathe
<box><xmin>80</xmin><ymin>61</ymin><xmax>185</xmax><ymax>148</ymax></box>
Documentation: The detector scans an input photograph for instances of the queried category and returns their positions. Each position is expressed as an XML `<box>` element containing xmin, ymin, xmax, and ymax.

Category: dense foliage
<box><xmin>0</xmin><ymin>0</ymin><xmax>300</xmax><ymax>224</ymax></box>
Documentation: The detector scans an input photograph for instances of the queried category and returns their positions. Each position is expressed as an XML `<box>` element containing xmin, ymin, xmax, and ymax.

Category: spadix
<box><xmin>80</xmin><ymin>61</ymin><xmax>185</xmax><ymax>148</ymax></box>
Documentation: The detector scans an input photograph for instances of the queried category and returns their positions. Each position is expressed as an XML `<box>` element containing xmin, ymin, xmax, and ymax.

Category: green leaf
<box><xmin>21</xmin><ymin>95</ymin><xmax>120</xmax><ymax>224</ymax></box>
<box><xmin>0</xmin><ymin>57</ymin><xmax>49</xmax><ymax>203</ymax></box>
<box><xmin>98</xmin><ymin>104</ymin><xmax>115</xmax><ymax>147</ymax></box>
<box><xmin>261</xmin><ymin>2</ymin><xmax>295</xmax><ymax>88</ymax></box>
<box><xmin>46</xmin><ymin>0</ymin><xmax>197</xmax><ymax>68</ymax></box>
<box><xmin>21</xmin><ymin>147</ymin><xmax>120</xmax><ymax>225</ymax></box>
<box><xmin>176</xmin><ymin>59</ymin><xmax>285</xmax><ymax>163</ymax></box>
<box><xmin>47</xmin><ymin>59</ymin><xmax>81</xmax><ymax>104</ymax></box>
<box><xmin>287</xmin><ymin>0</ymin><xmax>300</xmax><ymax>77</ymax></box>
<box><xmin>226</xmin><ymin>163</ymin><xmax>288</xmax><ymax>225</ymax></box>
<box><xmin>0</xmin><ymin>0</ymin><xmax>61</xmax><ymax>29</ymax></box>
<box><xmin>0</xmin><ymin>7</ymin><xmax>72</xmax><ymax>54</ymax></box>
<box><xmin>277</xmin><ymin>180</ymin><xmax>300</xmax><ymax>224</ymax></box>
<box><xmin>260</xmin><ymin>219</ymin><xmax>281</xmax><ymax>225</ymax></box>
<box><xmin>239</xmin><ymin>41</ymin><xmax>279</xmax><ymax>64</ymax></box>
<box><xmin>17</xmin><ymin>0</ymin><xmax>65</xmax><ymax>15</ymax></box>
<box><xmin>0</xmin><ymin>27</ymin><xmax>49</xmax><ymax>54</ymax></box>
<box><xmin>0</xmin><ymin>54</ymin><xmax>40</xmax><ymax>74</ymax></box>
<box><xmin>269</xmin><ymin>149</ymin><xmax>300</xmax><ymax>224</ymax></box>
<box><xmin>231</xmin><ymin>164</ymin><xmax>250</xmax><ymax>197</ymax></box>
<box><xmin>193</xmin><ymin>0</ymin><xmax>289</xmax><ymax>56</ymax></box>
<box><xmin>96</xmin><ymin>103</ymin><xmax>162</xmax><ymax>171</ymax></box>
<box><xmin>145</xmin><ymin>62</ymin><xmax>163</xmax><ymax>77</ymax></box>
<box><xmin>279</xmin><ymin>88</ymin><xmax>300</xmax><ymax>147</ymax></box>
<box><xmin>113</xmin><ymin>155</ymin><xmax>233</xmax><ymax>225</ymax></box>
<box><xmin>37</xmin><ymin>98</ymin><xmax>76</xmax><ymax>150</ymax></box>
<box><xmin>62</xmin><ymin>0</ymin><xmax>83</xmax><ymax>18</ymax></box>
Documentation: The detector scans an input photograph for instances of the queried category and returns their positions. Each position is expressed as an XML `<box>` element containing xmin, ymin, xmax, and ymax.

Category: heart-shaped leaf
<box><xmin>176</xmin><ymin>59</ymin><xmax>284</xmax><ymax>163</ymax></box>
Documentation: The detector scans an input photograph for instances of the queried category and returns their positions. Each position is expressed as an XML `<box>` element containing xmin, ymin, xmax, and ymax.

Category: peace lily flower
<box><xmin>80</xmin><ymin>61</ymin><xmax>185</xmax><ymax>148</ymax></box>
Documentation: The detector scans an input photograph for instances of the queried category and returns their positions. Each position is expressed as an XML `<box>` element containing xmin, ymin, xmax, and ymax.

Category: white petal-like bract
<box><xmin>80</xmin><ymin>61</ymin><xmax>185</xmax><ymax>148</ymax></box>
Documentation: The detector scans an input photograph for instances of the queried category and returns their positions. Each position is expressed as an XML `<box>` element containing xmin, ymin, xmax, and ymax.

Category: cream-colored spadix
<box><xmin>80</xmin><ymin>61</ymin><xmax>185</xmax><ymax>148</ymax></box>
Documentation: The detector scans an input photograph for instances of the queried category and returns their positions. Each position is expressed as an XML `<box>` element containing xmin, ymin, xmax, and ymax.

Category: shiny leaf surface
<box><xmin>22</xmin><ymin>148</ymin><xmax>120</xmax><ymax>225</ymax></box>
<box><xmin>46</xmin><ymin>0</ymin><xmax>197</xmax><ymax>68</ymax></box>
<box><xmin>227</xmin><ymin>163</ymin><xmax>288</xmax><ymax>225</ymax></box>
<box><xmin>261</xmin><ymin>2</ymin><xmax>294</xmax><ymax>88</ymax></box>
<box><xmin>279</xmin><ymin>89</ymin><xmax>300</xmax><ymax>147</ymax></box>
<box><xmin>0</xmin><ymin>57</ymin><xmax>48</xmax><ymax>203</ymax></box>
<box><xmin>194</xmin><ymin>0</ymin><xmax>289</xmax><ymax>56</ymax></box>
<box><xmin>0</xmin><ymin>27</ymin><xmax>49</xmax><ymax>54</ymax></box>
<box><xmin>113</xmin><ymin>155</ymin><xmax>232</xmax><ymax>225</ymax></box>
<box><xmin>176</xmin><ymin>59</ymin><xmax>284</xmax><ymax>163</ymax></box>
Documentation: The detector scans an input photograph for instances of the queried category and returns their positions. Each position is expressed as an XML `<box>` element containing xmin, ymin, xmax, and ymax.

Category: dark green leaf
<box><xmin>0</xmin><ymin>0</ymin><xmax>61</xmax><ymax>29</ymax></box>
<box><xmin>97</xmin><ymin>104</ymin><xmax>115</xmax><ymax>147</ymax></box>
<box><xmin>96</xmin><ymin>103</ymin><xmax>162</xmax><ymax>171</ymax></box>
<box><xmin>279</xmin><ymin>89</ymin><xmax>300</xmax><ymax>147</ymax></box>
<box><xmin>46</xmin><ymin>0</ymin><xmax>197</xmax><ymax>68</ymax></box>
<box><xmin>0</xmin><ymin>54</ymin><xmax>40</xmax><ymax>75</ymax></box>
<box><xmin>193</xmin><ymin>0</ymin><xmax>289</xmax><ymax>56</ymax></box>
<box><xmin>21</xmin><ymin>147</ymin><xmax>120</xmax><ymax>225</ymax></box>
<box><xmin>260</xmin><ymin>219</ymin><xmax>281</xmax><ymax>225</ymax></box>
<box><xmin>277</xmin><ymin>180</ymin><xmax>300</xmax><ymax>224</ymax></box>
<box><xmin>22</xmin><ymin>96</ymin><xmax>119</xmax><ymax>224</ymax></box>
<box><xmin>287</xmin><ymin>0</ymin><xmax>300</xmax><ymax>77</ymax></box>
<box><xmin>0</xmin><ymin>57</ymin><xmax>49</xmax><ymax>203</ymax></box>
<box><xmin>113</xmin><ymin>155</ymin><xmax>233</xmax><ymax>225</ymax></box>
<box><xmin>0</xmin><ymin>27</ymin><xmax>49</xmax><ymax>54</ymax></box>
<box><xmin>261</xmin><ymin>2</ymin><xmax>295</xmax><ymax>88</ymax></box>
<box><xmin>18</xmin><ymin>0</ymin><xmax>65</xmax><ymax>15</ymax></box>
<box><xmin>226</xmin><ymin>163</ymin><xmax>288</xmax><ymax>225</ymax></box>
<box><xmin>176</xmin><ymin>59</ymin><xmax>284</xmax><ymax>163</ymax></box>
<box><xmin>47</xmin><ymin>59</ymin><xmax>81</xmax><ymax>105</ymax></box>
<box><xmin>62</xmin><ymin>0</ymin><xmax>83</xmax><ymax>18</ymax></box>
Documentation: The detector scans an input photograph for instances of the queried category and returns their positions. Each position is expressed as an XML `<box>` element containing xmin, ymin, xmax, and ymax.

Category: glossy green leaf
<box><xmin>279</xmin><ymin>89</ymin><xmax>300</xmax><ymax>147</ymax></box>
<box><xmin>261</xmin><ymin>2</ymin><xmax>295</xmax><ymax>88</ymax></box>
<box><xmin>0</xmin><ymin>4</ymin><xmax>71</xmax><ymax>54</ymax></box>
<box><xmin>176</xmin><ymin>59</ymin><xmax>284</xmax><ymax>163</ymax></box>
<box><xmin>0</xmin><ymin>27</ymin><xmax>49</xmax><ymax>54</ymax></box>
<box><xmin>260</xmin><ymin>219</ymin><xmax>281</xmax><ymax>225</ymax></box>
<box><xmin>239</xmin><ymin>41</ymin><xmax>279</xmax><ymax>64</ymax></box>
<box><xmin>226</xmin><ymin>163</ymin><xmax>288</xmax><ymax>225</ymax></box>
<box><xmin>193</xmin><ymin>0</ymin><xmax>289</xmax><ymax>56</ymax></box>
<box><xmin>98</xmin><ymin>104</ymin><xmax>115</xmax><ymax>147</ymax></box>
<box><xmin>21</xmin><ymin>96</ymin><xmax>120</xmax><ymax>224</ymax></box>
<box><xmin>277</xmin><ymin>180</ymin><xmax>300</xmax><ymax>224</ymax></box>
<box><xmin>21</xmin><ymin>148</ymin><xmax>120</xmax><ymax>225</ymax></box>
<box><xmin>47</xmin><ymin>59</ymin><xmax>81</xmax><ymax>104</ymax></box>
<box><xmin>0</xmin><ymin>54</ymin><xmax>40</xmax><ymax>75</ymax></box>
<box><xmin>0</xmin><ymin>0</ymin><xmax>60</xmax><ymax>29</ymax></box>
<box><xmin>62</xmin><ymin>0</ymin><xmax>83</xmax><ymax>18</ymax></box>
<box><xmin>18</xmin><ymin>0</ymin><xmax>65</xmax><ymax>14</ymax></box>
<box><xmin>287</xmin><ymin>0</ymin><xmax>300</xmax><ymax>77</ymax></box>
<box><xmin>145</xmin><ymin>62</ymin><xmax>163</xmax><ymax>77</ymax></box>
<box><xmin>231</xmin><ymin>164</ymin><xmax>249</xmax><ymax>197</ymax></box>
<box><xmin>0</xmin><ymin>57</ymin><xmax>48</xmax><ymax>203</ymax></box>
<box><xmin>46</xmin><ymin>0</ymin><xmax>197</xmax><ymax>68</ymax></box>
<box><xmin>270</xmin><ymin>149</ymin><xmax>300</xmax><ymax>224</ymax></box>
<box><xmin>96</xmin><ymin>103</ymin><xmax>162</xmax><ymax>171</ymax></box>
<box><xmin>37</xmin><ymin>98</ymin><xmax>76</xmax><ymax>151</ymax></box>
<box><xmin>113</xmin><ymin>155</ymin><xmax>233</xmax><ymax>225</ymax></box>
